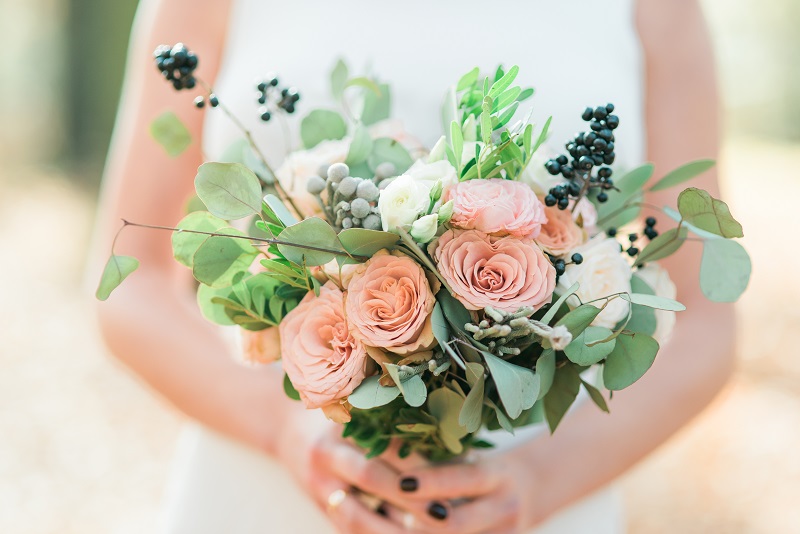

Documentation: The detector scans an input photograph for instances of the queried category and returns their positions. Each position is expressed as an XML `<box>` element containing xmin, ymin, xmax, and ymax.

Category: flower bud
<box><xmin>350</xmin><ymin>197</ymin><xmax>371</xmax><ymax>219</ymax></box>
<box><xmin>375</xmin><ymin>162</ymin><xmax>397</xmax><ymax>180</ymax></box>
<box><xmin>427</xmin><ymin>135</ymin><xmax>447</xmax><ymax>163</ymax></box>
<box><xmin>429</xmin><ymin>180</ymin><xmax>444</xmax><ymax>204</ymax></box>
<box><xmin>362</xmin><ymin>214</ymin><xmax>382</xmax><ymax>230</ymax></box>
<box><xmin>356</xmin><ymin>180</ymin><xmax>380</xmax><ymax>202</ymax></box>
<box><xmin>437</xmin><ymin>200</ymin><xmax>454</xmax><ymax>223</ymax></box>
<box><xmin>337</xmin><ymin>176</ymin><xmax>359</xmax><ymax>198</ymax></box>
<box><xmin>341</xmin><ymin>217</ymin><xmax>353</xmax><ymax>229</ymax></box>
<box><xmin>327</xmin><ymin>163</ymin><xmax>350</xmax><ymax>183</ymax></box>
<box><xmin>410</xmin><ymin>213</ymin><xmax>439</xmax><ymax>243</ymax></box>
<box><xmin>306</xmin><ymin>175</ymin><xmax>327</xmax><ymax>195</ymax></box>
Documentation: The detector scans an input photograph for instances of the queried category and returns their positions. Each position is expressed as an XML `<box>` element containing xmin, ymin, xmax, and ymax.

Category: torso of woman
<box><xmin>159</xmin><ymin>1</ymin><xmax>642</xmax><ymax>532</ymax></box>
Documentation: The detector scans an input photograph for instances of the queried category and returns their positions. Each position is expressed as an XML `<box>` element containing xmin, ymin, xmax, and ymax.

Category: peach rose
<box><xmin>535</xmin><ymin>205</ymin><xmax>586</xmax><ymax>256</ymax></box>
<box><xmin>346</xmin><ymin>250</ymin><xmax>439</xmax><ymax>354</ymax></box>
<box><xmin>444</xmin><ymin>178</ymin><xmax>547</xmax><ymax>238</ymax></box>
<box><xmin>431</xmin><ymin>229</ymin><xmax>556</xmax><ymax>313</ymax></box>
<box><xmin>241</xmin><ymin>327</ymin><xmax>281</xmax><ymax>364</ymax></box>
<box><xmin>279</xmin><ymin>283</ymin><xmax>368</xmax><ymax>423</ymax></box>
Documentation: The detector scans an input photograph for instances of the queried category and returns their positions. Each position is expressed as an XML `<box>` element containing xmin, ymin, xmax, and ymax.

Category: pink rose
<box><xmin>346</xmin><ymin>250</ymin><xmax>439</xmax><ymax>354</ymax></box>
<box><xmin>241</xmin><ymin>327</ymin><xmax>281</xmax><ymax>364</ymax></box>
<box><xmin>444</xmin><ymin>179</ymin><xmax>547</xmax><ymax>238</ymax></box>
<box><xmin>431</xmin><ymin>229</ymin><xmax>556</xmax><ymax>313</ymax></box>
<box><xmin>279</xmin><ymin>283</ymin><xmax>368</xmax><ymax>423</ymax></box>
<box><xmin>535</xmin><ymin>205</ymin><xmax>586</xmax><ymax>256</ymax></box>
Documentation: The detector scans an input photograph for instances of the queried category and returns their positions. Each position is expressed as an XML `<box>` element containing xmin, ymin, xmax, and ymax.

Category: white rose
<box><xmin>378</xmin><ymin>174</ymin><xmax>431</xmax><ymax>233</ymax></box>
<box><xmin>635</xmin><ymin>263</ymin><xmax>678</xmax><ymax>345</ymax></box>
<box><xmin>276</xmin><ymin>138</ymin><xmax>351</xmax><ymax>215</ymax></box>
<box><xmin>410</xmin><ymin>213</ymin><xmax>439</xmax><ymax>243</ymax></box>
<box><xmin>520</xmin><ymin>145</ymin><xmax>562</xmax><ymax>196</ymax></box>
<box><xmin>558</xmin><ymin>236</ymin><xmax>633</xmax><ymax>328</ymax></box>
<box><xmin>404</xmin><ymin>159</ymin><xmax>458</xmax><ymax>191</ymax></box>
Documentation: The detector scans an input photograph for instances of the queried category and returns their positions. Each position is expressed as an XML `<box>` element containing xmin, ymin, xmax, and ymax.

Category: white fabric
<box><xmin>161</xmin><ymin>0</ymin><xmax>645</xmax><ymax>531</ymax></box>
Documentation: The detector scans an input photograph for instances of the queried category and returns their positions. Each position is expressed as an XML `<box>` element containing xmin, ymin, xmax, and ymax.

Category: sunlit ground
<box><xmin>0</xmin><ymin>138</ymin><xmax>797</xmax><ymax>533</ymax></box>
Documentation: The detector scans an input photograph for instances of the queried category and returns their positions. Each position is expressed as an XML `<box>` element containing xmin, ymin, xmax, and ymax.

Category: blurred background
<box><xmin>0</xmin><ymin>0</ymin><xmax>798</xmax><ymax>532</ymax></box>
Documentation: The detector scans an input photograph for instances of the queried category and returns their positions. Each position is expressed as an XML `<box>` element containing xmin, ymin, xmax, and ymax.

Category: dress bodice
<box><xmin>203</xmin><ymin>0</ymin><xmax>645</xmax><ymax>171</ymax></box>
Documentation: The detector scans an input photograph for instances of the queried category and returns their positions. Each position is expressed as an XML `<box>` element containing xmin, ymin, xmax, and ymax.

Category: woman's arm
<box><xmin>94</xmin><ymin>0</ymin><xmax>299</xmax><ymax>455</ymax></box>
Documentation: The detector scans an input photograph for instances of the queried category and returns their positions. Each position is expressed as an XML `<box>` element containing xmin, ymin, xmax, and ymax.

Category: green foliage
<box><xmin>635</xmin><ymin>226</ymin><xmax>689</xmax><ymax>266</ymax></box>
<box><xmin>626</xmin><ymin>275</ymin><xmax>656</xmax><ymax>335</ymax></box>
<box><xmin>427</xmin><ymin>388</ymin><xmax>469</xmax><ymax>455</ymax></box>
<box><xmin>300</xmin><ymin>109</ymin><xmax>347</xmax><ymax>149</ymax></box>
<box><xmin>196</xmin><ymin>284</ymin><xmax>237</xmax><ymax>326</ymax></box>
<box><xmin>361</xmin><ymin>83</ymin><xmax>391</xmax><ymax>126</ymax></box>
<box><xmin>194</xmin><ymin>163</ymin><xmax>263</xmax><ymax>220</ymax></box>
<box><xmin>348</xmin><ymin>375</ymin><xmax>400</xmax><ymax>409</ymax></box>
<box><xmin>284</xmin><ymin>374</ymin><xmax>301</xmax><ymax>401</ymax></box>
<box><xmin>677</xmin><ymin>188</ymin><xmax>744</xmax><ymax>238</ymax></box>
<box><xmin>621</xmin><ymin>293</ymin><xmax>686</xmax><ymax>312</ymax></box>
<box><xmin>367</xmin><ymin>138</ymin><xmax>413</xmax><ymax>175</ymax></box>
<box><xmin>337</xmin><ymin>228</ymin><xmax>399</xmax><ymax>258</ymax></box>
<box><xmin>458</xmin><ymin>363</ymin><xmax>485</xmax><ymax>433</ymax></box>
<box><xmin>536</xmin><ymin>349</ymin><xmax>556</xmax><ymax>400</ymax></box>
<box><xmin>649</xmin><ymin>160</ymin><xmax>716</xmax><ymax>192</ymax></box>
<box><xmin>556</xmin><ymin>304</ymin><xmax>601</xmax><ymax>338</ymax></box>
<box><xmin>192</xmin><ymin>230</ymin><xmax>258</xmax><ymax>288</ymax></box>
<box><xmin>172</xmin><ymin>212</ymin><xmax>227</xmax><ymax>267</ymax></box>
<box><xmin>541</xmin><ymin>282</ymin><xmax>580</xmax><ymax>325</ymax></box>
<box><xmin>346</xmin><ymin>123</ymin><xmax>373</xmax><ymax>166</ymax></box>
<box><xmin>564</xmin><ymin>326</ymin><xmax>616</xmax><ymax>366</ymax></box>
<box><xmin>385</xmin><ymin>365</ymin><xmax>427</xmax><ymax>407</ymax></box>
<box><xmin>603</xmin><ymin>333</ymin><xmax>660</xmax><ymax>390</ymax></box>
<box><xmin>96</xmin><ymin>255</ymin><xmax>139</xmax><ymax>300</ymax></box>
<box><xmin>330</xmin><ymin>59</ymin><xmax>348</xmax><ymax>100</ymax></box>
<box><xmin>263</xmin><ymin>194</ymin><xmax>298</xmax><ymax>227</ymax></box>
<box><xmin>700</xmin><ymin>239</ymin><xmax>752</xmax><ymax>302</ymax></box>
<box><xmin>596</xmin><ymin>164</ymin><xmax>654</xmax><ymax>228</ymax></box>
<box><xmin>543</xmin><ymin>363</ymin><xmax>582</xmax><ymax>433</ymax></box>
<box><xmin>149</xmin><ymin>111</ymin><xmax>191</xmax><ymax>157</ymax></box>
<box><xmin>277</xmin><ymin>217</ymin><xmax>347</xmax><ymax>267</ymax></box>
<box><xmin>581</xmin><ymin>379</ymin><xmax>610</xmax><ymax>413</ymax></box>
<box><xmin>483</xmin><ymin>351</ymin><xmax>539</xmax><ymax>419</ymax></box>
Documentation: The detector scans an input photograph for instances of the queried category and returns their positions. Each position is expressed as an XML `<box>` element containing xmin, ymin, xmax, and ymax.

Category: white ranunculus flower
<box><xmin>404</xmin><ymin>159</ymin><xmax>458</xmax><ymax>191</ymax></box>
<box><xmin>410</xmin><ymin>213</ymin><xmax>439</xmax><ymax>243</ymax></box>
<box><xmin>276</xmin><ymin>138</ymin><xmax>351</xmax><ymax>215</ymax></box>
<box><xmin>378</xmin><ymin>174</ymin><xmax>431</xmax><ymax>233</ymax></box>
<box><xmin>635</xmin><ymin>263</ymin><xmax>678</xmax><ymax>345</ymax></box>
<box><xmin>558</xmin><ymin>236</ymin><xmax>633</xmax><ymax>328</ymax></box>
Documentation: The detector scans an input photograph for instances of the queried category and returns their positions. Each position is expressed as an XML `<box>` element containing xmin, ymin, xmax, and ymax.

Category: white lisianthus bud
<box><xmin>410</xmin><ymin>214</ymin><xmax>439</xmax><ymax>243</ymax></box>
<box><xmin>428</xmin><ymin>135</ymin><xmax>447</xmax><ymax>163</ymax></box>
<box><xmin>437</xmin><ymin>200</ymin><xmax>454</xmax><ymax>223</ymax></box>
<box><xmin>378</xmin><ymin>175</ymin><xmax>430</xmax><ymax>233</ymax></box>
<box><xmin>429</xmin><ymin>180</ymin><xmax>444</xmax><ymax>204</ymax></box>
<box><xmin>462</xmin><ymin>115</ymin><xmax>478</xmax><ymax>142</ymax></box>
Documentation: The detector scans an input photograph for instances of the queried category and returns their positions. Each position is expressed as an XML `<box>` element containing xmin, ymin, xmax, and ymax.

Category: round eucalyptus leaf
<box><xmin>300</xmin><ymin>109</ymin><xmax>347</xmax><ymax>149</ymax></box>
<box><xmin>564</xmin><ymin>326</ymin><xmax>616</xmax><ymax>366</ymax></box>
<box><xmin>194</xmin><ymin>162</ymin><xmax>262</xmax><ymax>220</ymax></box>
<box><xmin>700</xmin><ymin>239</ymin><xmax>751</xmax><ymax>302</ymax></box>
<box><xmin>603</xmin><ymin>333</ymin><xmax>660</xmax><ymax>390</ymax></box>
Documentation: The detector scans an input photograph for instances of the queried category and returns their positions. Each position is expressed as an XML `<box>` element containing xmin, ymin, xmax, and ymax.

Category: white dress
<box><xmin>160</xmin><ymin>0</ymin><xmax>644</xmax><ymax>532</ymax></box>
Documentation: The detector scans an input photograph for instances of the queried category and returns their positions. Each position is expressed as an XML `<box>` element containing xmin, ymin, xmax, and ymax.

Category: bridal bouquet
<box><xmin>98</xmin><ymin>44</ymin><xmax>751</xmax><ymax>460</ymax></box>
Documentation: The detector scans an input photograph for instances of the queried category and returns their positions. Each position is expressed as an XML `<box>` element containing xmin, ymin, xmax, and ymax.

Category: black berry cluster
<box><xmin>543</xmin><ymin>104</ymin><xmax>620</xmax><ymax>209</ymax></box>
<box><xmin>547</xmin><ymin>252</ymin><xmax>585</xmax><ymax>282</ymax></box>
<box><xmin>643</xmin><ymin>216</ymin><xmax>659</xmax><ymax>240</ymax></box>
<box><xmin>194</xmin><ymin>94</ymin><xmax>219</xmax><ymax>109</ymax></box>
<box><xmin>154</xmin><ymin>43</ymin><xmax>198</xmax><ymax>90</ymax></box>
<box><xmin>256</xmin><ymin>75</ymin><xmax>300</xmax><ymax>122</ymax></box>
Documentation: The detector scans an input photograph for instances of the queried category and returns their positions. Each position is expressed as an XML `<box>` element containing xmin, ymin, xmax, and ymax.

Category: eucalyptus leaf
<box><xmin>626</xmin><ymin>275</ymin><xmax>657</xmax><ymax>335</ymax></box>
<box><xmin>195</xmin><ymin>162</ymin><xmax>262</xmax><ymax>220</ymax></box>
<box><xmin>346</xmin><ymin>123</ymin><xmax>373</xmax><ymax>166</ymax></box>
<box><xmin>264</xmin><ymin>194</ymin><xmax>299</xmax><ymax>227</ymax></box>
<box><xmin>437</xmin><ymin>291</ymin><xmax>473</xmax><ymax>335</ymax></box>
<box><xmin>330</xmin><ymin>59</ymin><xmax>349</xmax><ymax>100</ymax></box>
<box><xmin>367</xmin><ymin>138</ymin><xmax>413</xmax><ymax>175</ymax></box>
<box><xmin>556</xmin><ymin>304</ymin><xmax>601</xmax><ymax>338</ymax></box>
<box><xmin>543</xmin><ymin>363</ymin><xmax>582</xmax><ymax>433</ymax></box>
<box><xmin>649</xmin><ymin>159</ymin><xmax>715</xmax><ymax>192</ymax></box>
<box><xmin>459</xmin><ymin>367</ymin><xmax>484</xmax><ymax>433</ymax></box>
<box><xmin>564</xmin><ymin>326</ymin><xmax>616</xmax><ymax>366</ymax></box>
<box><xmin>96</xmin><ymin>255</ymin><xmax>139</xmax><ymax>300</ymax></box>
<box><xmin>541</xmin><ymin>282</ymin><xmax>580</xmax><ymax>325</ymax></box>
<box><xmin>581</xmin><ymin>380</ymin><xmax>610</xmax><ymax>413</ymax></box>
<box><xmin>348</xmin><ymin>375</ymin><xmax>400</xmax><ymax>409</ymax></box>
<box><xmin>172</xmin><ymin>212</ymin><xmax>227</xmax><ymax>267</ymax></box>
<box><xmin>662</xmin><ymin>206</ymin><xmax>721</xmax><ymax>240</ymax></box>
<box><xmin>149</xmin><ymin>111</ymin><xmax>191</xmax><ymax>157</ymax></box>
<box><xmin>386</xmin><ymin>366</ymin><xmax>427</xmax><ymax>407</ymax></box>
<box><xmin>196</xmin><ymin>284</ymin><xmax>237</xmax><ymax>326</ymax></box>
<box><xmin>700</xmin><ymin>239</ymin><xmax>751</xmax><ymax>302</ymax></box>
<box><xmin>635</xmin><ymin>226</ymin><xmax>689</xmax><ymax>266</ymax></box>
<box><xmin>277</xmin><ymin>217</ymin><xmax>345</xmax><ymax>267</ymax></box>
<box><xmin>677</xmin><ymin>188</ymin><xmax>744</xmax><ymax>238</ymax></box>
<box><xmin>428</xmin><ymin>388</ymin><xmax>468</xmax><ymax>454</ymax></box>
<box><xmin>603</xmin><ymin>333</ymin><xmax>660</xmax><ymax>390</ymax></box>
<box><xmin>337</xmin><ymin>228</ymin><xmax>399</xmax><ymax>257</ymax></box>
<box><xmin>536</xmin><ymin>349</ymin><xmax>556</xmax><ymax>400</ymax></box>
<box><xmin>300</xmin><ymin>109</ymin><xmax>347</xmax><ymax>149</ymax></box>
<box><xmin>283</xmin><ymin>374</ymin><xmax>301</xmax><ymax>401</ymax></box>
<box><xmin>192</xmin><ymin>231</ymin><xmax>257</xmax><ymax>288</ymax></box>
<box><xmin>621</xmin><ymin>293</ymin><xmax>686</xmax><ymax>312</ymax></box>
<box><xmin>361</xmin><ymin>83</ymin><xmax>391</xmax><ymax>126</ymax></box>
<box><xmin>483</xmin><ymin>351</ymin><xmax>539</xmax><ymax>419</ymax></box>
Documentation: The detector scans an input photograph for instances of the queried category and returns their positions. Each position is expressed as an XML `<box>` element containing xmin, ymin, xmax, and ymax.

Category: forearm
<box><xmin>96</xmin><ymin>274</ymin><xmax>301</xmax><ymax>456</ymax></box>
<box><xmin>518</xmin><ymin>301</ymin><xmax>735</xmax><ymax>524</ymax></box>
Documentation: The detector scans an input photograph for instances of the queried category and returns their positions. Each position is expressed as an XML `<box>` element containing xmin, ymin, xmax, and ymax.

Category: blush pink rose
<box><xmin>430</xmin><ymin>229</ymin><xmax>556</xmax><ymax>313</ymax></box>
<box><xmin>535</xmin><ymin>205</ymin><xmax>586</xmax><ymax>256</ymax></box>
<box><xmin>279</xmin><ymin>283</ymin><xmax>368</xmax><ymax>423</ymax></box>
<box><xmin>346</xmin><ymin>250</ymin><xmax>439</xmax><ymax>354</ymax></box>
<box><xmin>444</xmin><ymin>179</ymin><xmax>547</xmax><ymax>238</ymax></box>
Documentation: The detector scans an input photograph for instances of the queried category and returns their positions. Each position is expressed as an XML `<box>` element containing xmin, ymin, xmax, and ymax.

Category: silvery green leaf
<box><xmin>483</xmin><ymin>351</ymin><xmax>539</xmax><ymax>419</ymax></box>
<box><xmin>635</xmin><ymin>226</ymin><xmax>689</xmax><ymax>266</ymax></box>
<box><xmin>367</xmin><ymin>138</ymin><xmax>413</xmax><ymax>175</ymax></box>
<box><xmin>543</xmin><ymin>363</ymin><xmax>582</xmax><ymax>433</ymax></box>
<box><xmin>428</xmin><ymin>388</ymin><xmax>468</xmax><ymax>454</ymax></box>
<box><xmin>149</xmin><ymin>111</ymin><xmax>191</xmax><ymax>157</ymax></box>
<box><xmin>649</xmin><ymin>159</ymin><xmax>715</xmax><ymax>192</ymax></box>
<box><xmin>555</xmin><ymin>304</ymin><xmax>601</xmax><ymax>338</ymax></box>
<box><xmin>300</xmin><ymin>109</ymin><xmax>347</xmax><ymax>149</ymax></box>
<box><xmin>96</xmin><ymin>255</ymin><xmax>139</xmax><ymax>301</ymax></box>
<box><xmin>603</xmin><ymin>333</ymin><xmax>660</xmax><ymax>390</ymax></box>
<box><xmin>564</xmin><ymin>326</ymin><xmax>616</xmax><ymax>366</ymax></box>
<box><xmin>330</xmin><ymin>59</ymin><xmax>349</xmax><ymax>100</ymax></box>
<box><xmin>192</xmin><ymin>230</ymin><xmax>257</xmax><ymax>288</ymax></box>
<box><xmin>621</xmin><ymin>293</ymin><xmax>686</xmax><ymax>312</ymax></box>
<box><xmin>581</xmin><ymin>380</ymin><xmax>609</xmax><ymax>413</ymax></box>
<box><xmin>626</xmin><ymin>275</ymin><xmax>656</xmax><ymax>335</ymax></box>
<box><xmin>700</xmin><ymin>239</ymin><xmax>751</xmax><ymax>302</ymax></box>
<box><xmin>541</xmin><ymin>282</ymin><xmax>580</xmax><ymax>325</ymax></box>
<box><xmin>346</xmin><ymin>122</ymin><xmax>373</xmax><ymax>166</ymax></box>
<box><xmin>348</xmin><ymin>375</ymin><xmax>400</xmax><ymax>409</ymax></box>
<box><xmin>172</xmin><ymin>212</ymin><xmax>227</xmax><ymax>267</ymax></box>
<box><xmin>277</xmin><ymin>217</ymin><xmax>345</xmax><ymax>267</ymax></box>
<box><xmin>194</xmin><ymin>162</ymin><xmax>262</xmax><ymax>220</ymax></box>
<box><xmin>677</xmin><ymin>187</ymin><xmax>744</xmax><ymax>238</ymax></box>
<box><xmin>459</xmin><ymin>365</ymin><xmax>485</xmax><ymax>433</ymax></box>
